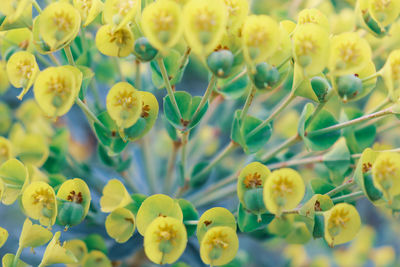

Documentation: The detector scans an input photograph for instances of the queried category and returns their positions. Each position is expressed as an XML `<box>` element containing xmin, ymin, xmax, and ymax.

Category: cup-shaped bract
<box><xmin>381</xmin><ymin>49</ymin><xmax>400</xmax><ymax>101</ymax></box>
<box><xmin>103</xmin><ymin>0</ymin><xmax>139</xmax><ymax>29</ymax></box>
<box><xmin>136</xmin><ymin>194</ymin><xmax>183</xmax><ymax>236</ymax></box>
<box><xmin>19</xmin><ymin>218</ymin><xmax>53</xmax><ymax>249</ymax></box>
<box><xmin>223</xmin><ymin>0</ymin><xmax>249</xmax><ymax>33</ymax></box>
<box><xmin>196</xmin><ymin>207</ymin><xmax>236</xmax><ymax>243</ymax></box>
<box><xmin>0</xmin><ymin>0</ymin><xmax>31</xmax><ymax>24</ymax></box>
<box><xmin>372</xmin><ymin>152</ymin><xmax>400</xmax><ymax>202</ymax></box>
<box><xmin>0</xmin><ymin>137</ymin><xmax>12</xmax><ymax>165</ymax></box>
<box><xmin>100</xmin><ymin>179</ymin><xmax>132</xmax><ymax>212</ymax></box>
<box><xmin>242</xmin><ymin>15</ymin><xmax>280</xmax><ymax>66</ymax></box>
<box><xmin>237</xmin><ymin>162</ymin><xmax>270</xmax><ymax>215</ymax></box>
<box><xmin>142</xmin><ymin>0</ymin><xmax>183</xmax><ymax>54</ymax></box>
<box><xmin>263</xmin><ymin>168</ymin><xmax>305</xmax><ymax>216</ymax></box>
<box><xmin>297</xmin><ymin>8</ymin><xmax>330</xmax><ymax>31</ymax></box>
<box><xmin>6</xmin><ymin>51</ymin><xmax>39</xmax><ymax>100</ymax></box>
<box><xmin>183</xmin><ymin>0</ymin><xmax>228</xmax><ymax>56</ymax></box>
<box><xmin>73</xmin><ymin>0</ymin><xmax>104</xmax><ymax>27</ymax></box>
<box><xmin>34</xmin><ymin>66</ymin><xmax>82</xmax><ymax>118</ymax></box>
<box><xmin>292</xmin><ymin>24</ymin><xmax>330</xmax><ymax>76</ymax></box>
<box><xmin>82</xmin><ymin>251</ymin><xmax>112</xmax><ymax>267</ymax></box>
<box><xmin>369</xmin><ymin>0</ymin><xmax>400</xmax><ymax>28</ymax></box>
<box><xmin>105</xmin><ymin>207</ymin><xmax>136</xmax><ymax>243</ymax></box>
<box><xmin>36</xmin><ymin>2</ymin><xmax>81</xmax><ymax>52</ymax></box>
<box><xmin>57</xmin><ymin>178</ymin><xmax>91</xmax><ymax>227</ymax></box>
<box><xmin>144</xmin><ymin>216</ymin><xmax>187</xmax><ymax>265</ymax></box>
<box><xmin>95</xmin><ymin>25</ymin><xmax>134</xmax><ymax>57</ymax></box>
<box><xmin>64</xmin><ymin>239</ymin><xmax>88</xmax><ymax>266</ymax></box>
<box><xmin>40</xmin><ymin>232</ymin><xmax>78</xmax><ymax>266</ymax></box>
<box><xmin>106</xmin><ymin>82</ymin><xmax>142</xmax><ymax>129</ymax></box>
<box><xmin>199</xmin><ymin>226</ymin><xmax>239</xmax><ymax>266</ymax></box>
<box><xmin>0</xmin><ymin>158</ymin><xmax>28</xmax><ymax>205</ymax></box>
<box><xmin>22</xmin><ymin>181</ymin><xmax>57</xmax><ymax>227</ymax></box>
<box><xmin>0</xmin><ymin>227</ymin><xmax>8</xmax><ymax>248</ymax></box>
<box><xmin>329</xmin><ymin>32</ymin><xmax>372</xmax><ymax>76</ymax></box>
<box><xmin>324</xmin><ymin>203</ymin><xmax>361</xmax><ymax>247</ymax></box>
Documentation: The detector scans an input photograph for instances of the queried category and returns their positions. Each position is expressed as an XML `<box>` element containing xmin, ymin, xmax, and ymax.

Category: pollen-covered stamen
<box><xmin>16</xmin><ymin>60</ymin><xmax>35</xmax><ymax>81</ymax></box>
<box><xmin>117</xmin><ymin>0</ymin><xmax>136</xmax><ymax>16</ymax></box>
<box><xmin>328</xmin><ymin>208</ymin><xmax>350</xmax><ymax>231</ymax></box>
<box><xmin>32</xmin><ymin>188</ymin><xmax>54</xmax><ymax>208</ymax></box>
<box><xmin>141</xmin><ymin>103</ymin><xmax>151</xmax><ymax>118</ymax></box>
<box><xmin>77</xmin><ymin>0</ymin><xmax>93</xmax><ymax>17</ymax></box>
<box><xmin>296</xmin><ymin>34</ymin><xmax>318</xmax><ymax>55</ymax></box>
<box><xmin>298</xmin><ymin>13</ymin><xmax>318</xmax><ymax>25</ymax></box>
<box><xmin>372</xmin><ymin>0</ymin><xmax>391</xmax><ymax>11</ymax></box>
<box><xmin>108</xmin><ymin>28</ymin><xmax>132</xmax><ymax>46</ymax></box>
<box><xmin>246</xmin><ymin>26</ymin><xmax>268</xmax><ymax>47</ymax></box>
<box><xmin>155</xmin><ymin>223</ymin><xmax>177</xmax><ymax>244</ymax></box>
<box><xmin>113</xmin><ymin>90</ymin><xmax>139</xmax><ymax>110</ymax></box>
<box><xmin>338</xmin><ymin>42</ymin><xmax>360</xmax><ymax>64</ymax></box>
<box><xmin>67</xmin><ymin>190</ymin><xmax>83</xmax><ymax>204</ymax></box>
<box><xmin>272</xmin><ymin>176</ymin><xmax>294</xmax><ymax>196</ymax></box>
<box><xmin>195</xmin><ymin>7</ymin><xmax>217</xmax><ymax>31</ymax></box>
<box><xmin>46</xmin><ymin>76</ymin><xmax>70</xmax><ymax>99</ymax></box>
<box><xmin>207</xmin><ymin>230</ymin><xmax>229</xmax><ymax>249</ymax></box>
<box><xmin>374</xmin><ymin>158</ymin><xmax>397</xmax><ymax>186</ymax></box>
<box><xmin>224</xmin><ymin>0</ymin><xmax>240</xmax><ymax>16</ymax></box>
<box><xmin>53</xmin><ymin>11</ymin><xmax>74</xmax><ymax>31</ymax></box>
<box><xmin>152</xmin><ymin>10</ymin><xmax>175</xmax><ymax>31</ymax></box>
<box><xmin>243</xmin><ymin>172</ymin><xmax>262</xmax><ymax>188</ymax></box>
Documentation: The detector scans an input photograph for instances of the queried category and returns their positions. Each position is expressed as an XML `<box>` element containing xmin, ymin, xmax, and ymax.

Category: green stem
<box><xmin>190</xmin><ymin>141</ymin><xmax>239</xmax><ymax>183</ymax></box>
<box><xmin>142</xmin><ymin>136</ymin><xmax>157</xmax><ymax>194</ymax></box>
<box><xmin>64</xmin><ymin>45</ymin><xmax>75</xmax><ymax>66</ymax></box>
<box><xmin>260</xmin><ymin>134</ymin><xmax>301</xmax><ymax>162</ymax></box>
<box><xmin>307</xmin><ymin>106</ymin><xmax>394</xmax><ymax>137</ymax></box>
<box><xmin>190</xmin><ymin>75</ymin><xmax>217</xmax><ymax>126</ymax></box>
<box><xmin>135</xmin><ymin>60</ymin><xmax>141</xmax><ymax>89</ymax></box>
<box><xmin>157</xmin><ymin>58</ymin><xmax>182</xmax><ymax>120</ymax></box>
<box><xmin>11</xmin><ymin>246</ymin><xmax>23</xmax><ymax>267</ymax></box>
<box><xmin>361</xmin><ymin>72</ymin><xmax>381</xmax><ymax>83</ymax></box>
<box><xmin>331</xmin><ymin>191</ymin><xmax>364</xmax><ymax>204</ymax></box>
<box><xmin>325</xmin><ymin>179</ymin><xmax>356</xmax><ymax>197</ymax></box>
<box><xmin>114</xmin><ymin>58</ymin><xmax>124</xmax><ymax>81</ymax></box>
<box><xmin>75</xmin><ymin>98</ymin><xmax>107</xmax><ymax>132</ymax></box>
<box><xmin>49</xmin><ymin>53</ymin><xmax>61</xmax><ymax>66</ymax></box>
<box><xmin>366</xmin><ymin>97</ymin><xmax>390</xmax><ymax>114</ymax></box>
<box><xmin>163</xmin><ymin>141</ymin><xmax>180</xmax><ymax>194</ymax></box>
<box><xmin>276</xmin><ymin>55</ymin><xmax>292</xmax><ymax>70</ymax></box>
<box><xmin>267</xmin><ymin>154</ymin><xmax>324</xmax><ymax>169</ymax></box>
<box><xmin>32</xmin><ymin>0</ymin><xmax>42</xmax><ymax>13</ymax></box>
<box><xmin>35</xmin><ymin>53</ymin><xmax>52</xmax><ymax>67</ymax></box>
<box><xmin>178</xmin><ymin>46</ymin><xmax>191</xmax><ymax>71</ymax></box>
<box><xmin>248</xmin><ymin>92</ymin><xmax>296</xmax><ymax>138</ymax></box>
<box><xmin>351</xmin><ymin>147</ymin><xmax>400</xmax><ymax>159</ymax></box>
<box><xmin>193</xmin><ymin>183</ymin><xmax>237</xmax><ymax>207</ymax></box>
<box><xmin>180</xmin><ymin>131</ymin><xmax>189</xmax><ymax>185</ymax></box>
<box><xmin>240</xmin><ymin>85</ymin><xmax>256</xmax><ymax>121</ymax></box>
<box><xmin>223</xmin><ymin>69</ymin><xmax>247</xmax><ymax>88</ymax></box>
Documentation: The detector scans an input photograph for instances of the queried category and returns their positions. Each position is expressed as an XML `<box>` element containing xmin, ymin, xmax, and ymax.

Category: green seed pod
<box><xmin>337</xmin><ymin>75</ymin><xmax>363</xmax><ymax>101</ymax></box>
<box><xmin>243</xmin><ymin>188</ymin><xmax>265</xmax><ymax>214</ymax></box>
<box><xmin>134</xmin><ymin>37</ymin><xmax>158</xmax><ymax>62</ymax></box>
<box><xmin>251</xmin><ymin>62</ymin><xmax>280</xmax><ymax>90</ymax></box>
<box><xmin>206</xmin><ymin>50</ymin><xmax>235</xmax><ymax>78</ymax></box>
<box><xmin>310</xmin><ymin>76</ymin><xmax>331</xmax><ymax>102</ymax></box>
<box><xmin>57</xmin><ymin>201</ymin><xmax>85</xmax><ymax>227</ymax></box>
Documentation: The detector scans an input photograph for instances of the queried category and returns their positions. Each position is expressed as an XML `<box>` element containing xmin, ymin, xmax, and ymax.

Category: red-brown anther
<box><xmin>141</xmin><ymin>103</ymin><xmax>151</xmax><ymax>118</ymax></box>
<box><xmin>67</xmin><ymin>190</ymin><xmax>83</xmax><ymax>204</ymax></box>
<box><xmin>204</xmin><ymin>220</ymin><xmax>212</xmax><ymax>226</ymax></box>
<box><xmin>243</xmin><ymin>172</ymin><xmax>263</xmax><ymax>188</ymax></box>
<box><xmin>362</xmin><ymin>162</ymin><xmax>372</xmax><ymax>173</ymax></box>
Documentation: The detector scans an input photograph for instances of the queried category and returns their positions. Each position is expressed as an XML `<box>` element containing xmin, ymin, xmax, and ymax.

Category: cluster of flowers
<box><xmin>0</xmin><ymin>0</ymin><xmax>400</xmax><ymax>266</ymax></box>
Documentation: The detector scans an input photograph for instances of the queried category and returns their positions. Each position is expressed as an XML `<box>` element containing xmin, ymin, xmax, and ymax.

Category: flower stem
<box><xmin>163</xmin><ymin>141</ymin><xmax>180</xmax><ymax>194</ymax></box>
<box><xmin>325</xmin><ymin>179</ymin><xmax>356</xmax><ymax>197</ymax></box>
<box><xmin>11</xmin><ymin>246</ymin><xmax>23</xmax><ymax>267</ymax></box>
<box><xmin>361</xmin><ymin>72</ymin><xmax>380</xmax><ymax>83</ymax></box>
<box><xmin>157</xmin><ymin>57</ymin><xmax>182</xmax><ymax>120</ymax></box>
<box><xmin>240</xmin><ymin>85</ymin><xmax>257</xmax><ymax>121</ymax></box>
<box><xmin>190</xmin><ymin>75</ymin><xmax>217</xmax><ymax>125</ymax></box>
<box><xmin>64</xmin><ymin>45</ymin><xmax>75</xmax><ymax>66</ymax></box>
<box><xmin>366</xmin><ymin>97</ymin><xmax>390</xmax><ymax>114</ymax></box>
<box><xmin>267</xmin><ymin>154</ymin><xmax>324</xmax><ymax>169</ymax></box>
<box><xmin>248</xmin><ymin>92</ymin><xmax>296</xmax><ymax>138</ymax></box>
<box><xmin>193</xmin><ymin>183</ymin><xmax>237</xmax><ymax>207</ymax></box>
<box><xmin>180</xmin><ymin>131</ymin><xmax>189</xmax><ymax>185</ymax></box>
<box><xmin>32</xmin><ymin>0</ymin><xmax>42</xmax><ymax>13</ymax></box>
<box><xmin>75</xmin><ymin>98</ymin><xmax>107</xmax><ymax>132</ymax></box>
<box><xmin>135</xmin><ymin>60</ymin><xmax>141</xmax><ymax>89</ymax></box>
<box><xmin>49</xmin><ymin>53</ymin><xmax>61</xmax><ymax>66</ymax></box>
<box><xmin>331</xmin><ymin>191</ymin><xmax>364</xmax><ymax>204</ymax></box>
<box><xmin>141</xmin><ymin>136</ymin><xmax>157</xmax><ymax>194</ymax></box>
<box><xmin>260</xmin><ymin>134</ymin><xmax>301</xmax><ymax>162</ymax></box>
<box><xmin>307</xmin><ymin>106</ymin><xmax>394</xmax><ymax>137</ymax></box>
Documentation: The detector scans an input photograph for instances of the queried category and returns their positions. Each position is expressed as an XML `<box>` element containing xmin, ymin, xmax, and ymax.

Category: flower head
<box><xmin>40</xmin><ymin>232</ymin><xmax>77</xmax><ymax>266</ymax></box>
<box><xmin>100</xmin><ymin>179</ymin><xmax>132</xmax><ymax>213</ymax></box>
<box><xmin>73</xmin><ymin>0</ymin><xmax>104</xmax><ymax>27</ymax></box>
<box><xmin>103</xmin><ymin>0</ymin><xmax>139</xmax><ymax>29</ymax></box>
<box><xmin>369</xmin><ymin>0</ymin><xmax>400</xmax><ymax>28</ymax></box>
<box><xmin>95</xmin><ymin>24</ymin><xmax>134</xmax><ymax>57</ymax></box>
<box><xmin>382</xmin><ymin>49</ymin><xmax>400</xmax><ymax>101</ymax></box>
<box><xmin>0</xmin><ymin>158</ymin><xmax>28</xmax><ymax>205</ymax></box>
<box><xmin>81</xmin><ymin>251</ymin><xmax>111</xmax><ymax>267</ymax></box>
<box><xmin>223</xmin><ymin>0</ymin><xmax>249</xmax><ymax>33</ymax></box>
<box><xmin>105</xmin><ymin>207</ymin><xmax>136</xmax><ymax>243</ymax></box>
<box><xmin>372</xmin><ymin>152</ymin><xmax>400</xmax><ymax>202</ymax></box>
<box><xmin>64</xmin><ymin>239</ymin><xmax>88</xmax><ymax>266</ymax></box>
<box><xmin>196</xmin><ymin>207</ymin><xmax>236</xmax><ymax>243</ymax></box>
<box><xmin>0</xmin><ymin>227</ymin><xmax>8</xmax><ymax>248</ymax></box>
<box><xmin>297</xmin><ymin>8</ymin><xmax>330</xmax><ymax>31</ymax></box>
<box><xmin>19</xmin><ymin>218</ymin><xmax>53</xmax><ymax>249</ymax></box>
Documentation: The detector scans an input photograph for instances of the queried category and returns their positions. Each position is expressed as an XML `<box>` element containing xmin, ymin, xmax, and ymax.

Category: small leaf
<box><xmin>177</xmin><ymin>199</ymin><xmax>199</xmax><ymax>237</ymax></box>
<box><xmin>190</xmin><ymin>161</ymin><xmax>210</xmax><ymax>188</ymax></box>
<box><xmin>216</xmin><ymin>70</ymin><xmax>249</xmax><ymax>99</ymax></box>
<box><xmin>77</xmin><ymin>65</ymin><xmax>94</xmax><ymax>100</ymax></box>
<box><xmin>237</xmin><ymin>203</ymin><xmax>274</xmax><ymax>232</ymax></box>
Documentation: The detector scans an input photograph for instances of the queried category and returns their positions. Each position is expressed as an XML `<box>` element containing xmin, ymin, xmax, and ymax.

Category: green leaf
<box><xmin>285</xmin><ymin>221</ymin><xmax>312</xmax><ymax>244</ymax></box>
<box><xmin>94</xmin><ymin>111</ymin><xmax>128</xmax><ymax>154</ymax></box>
<box><xmin>125</xmin><ymin>194</ymin><xmax>147</xmax><ymax>216</ymax></box>
<box><xmin>310</xmin><ymin>178</ymin><xmax>335</xmax><ymax>194</ymax></box>
<box><xmin>299</xmin><ymin>194</ymin><xmax>333</xmax><ymax>220</ymax></box>
<box><xmin>163</xmin><ymin>91</ymin><xmax>208</xmax><ymax>131</ymax></box>
<box><xmin>97</xmin><ymin>145</ymin><xmax>114</xmax><ymax>167</ymax></box>
<box><xmin>177</xmin><ymin>199</ymin><xmax>199</xmax><ymax>237</ymax></box>
<box><xmin>312</xmin><ymin>214</ymin><xmax>325</xmax><ymax>238</ymax></box>
<box><xmin>292</xmin><ymin>63</ymin><xmax>319</xmax><ymax>102</ymax></box>
<box><xmin>323</xmin><ymin>138</ymin><xmax>351</xmax><ymax>176</ymax></box>
<box><xmin>216</xmin><ymin>70</ymin><xmax>250</xmax><ymax>99</ymax></box>
<box><xmin>84</xmin><ymin>234</ymin><xmax>108</xmax><ymax>254</ymax></box>
<box><xmin>237</xmin><ymin>203</ymin><xmax>274</xmax><ymax>232</ymax></box>
<box><xmin>231</xmin><ymin>110</ymin><xmax>272</xmax><ymax>154</ymax></box>
<box><xmin>77</xmin><ymin>65</ymin><xmax>94</xmax><ymax>100</ymax></box>
<box><xmin>151</xmin><ymin>49</ymin><xmax>186</xmax><ymax>88</ymax></box>
<box><xmin>124</xmin><ymin>117</ymin><xmax>147</xmax><ymax>141</ymax></box>
<box><xmin>190</xmin><ymin>161</ymin><xmax>210</xmax><ymax>188</ymax></box>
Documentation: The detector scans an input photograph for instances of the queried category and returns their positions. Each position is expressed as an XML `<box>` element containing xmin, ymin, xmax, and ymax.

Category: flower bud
<box><xmin>337</xmin><ymin>74</ymin><xmax>363</xmax><ymax>101</ymax></box>
<box><xmin>251</xmin><ymin>62</ymin><xmax>280</xmax><ymax>90</ymax></box>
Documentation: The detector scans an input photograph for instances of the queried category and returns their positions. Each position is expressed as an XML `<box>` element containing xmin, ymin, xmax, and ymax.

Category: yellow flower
<box><xmin>33</xmin><ymin>66</ymin><xmax>82</xmax><ymax>118</ymax></box>
<box><xmin>144</xmin><ymin>216</ymin><xmax>187</xmax><ymax>265</ymax></box>
<box><xmin>292</xmin><ymin>23</ymin><xmax>330</xmax><ymax>76</ymax></box>
<box><xmin>268</xmin><ymin>23</ymin><xmax>293</xmax><ymax>68</ymax></box>
<box><xmin>106</xmin><ymin>82</ymin><xmax>142</xmax><ymax>129</ymax></box>
<box><xmin>381</xmin><ymin>49</ymin><xmax>400</xmax><ymax>101</ymax></box>
<box><xmin>39</xmin><ymin>232</ymin><xmax>78</xmax><ymax>267</ymax></box>
<box><xmin>64</xmin><ymin>240</ymin><xmax>88</xmax><ymax>267</ymax></box>
<box><xmin>22</xmin><ymin>181</ymin><xmax>57</xmax><ymax>227</ymax></box>
<box><xmin>0</xmin><ymin>158</ymin><xmax>28</xmax><ymax>205</ymax></box>
<box><xmin>0</xmin><ymin>226</ymin><xmax>8</xmax><ymax>248</ymax></box>
<box><xmin>183</xmin><ymin>0</ymin><xmax>228</xmax><ymax>56</ymax></box>
<box><xmin>136</xmin><ymin>194</ymin><xmax>183</xmax><ymax>236</ymax></box>
<box><xmin>18</xmin><ymin>218</ymin><xmax>53</xmax><ymax>249</ymax></box>
<box><xmin>223</xmin><ymin>0</ymin><xmax>249</xmax><ymax>33</ymax></box>
<box><xmin>103</xmin><ymin>0</ymin><xmax>139</xmax><ymax>29</ymax></box>
<box><xmin>95</xmin><ymin>24</ymin><xmax>134</xmax><ymax>57</ymax></box>
<box><xmin>0</xmin><ymin>62</ymin><xmax>9</xmax><ymax>95</ymax></box>
<box><xmin>6</xmin><ymin>51</ymin><xmax>39</xmax><ymax>100</ymax></box>
<box><xmin>241</xmin><ymin>15</ymin><xmax>280</xmax><ymax>65</ymax></box>
<box><xmin>100</xmin><ymin>179</ymin><xmax>132</xmax><ymax>212</ymax></box>
<box><xmin>1</xmin><ymin>28</ymin><xmax>34</xmax><ymax>55</ymax></box>
<box><xmin>73</xmin><ymin>0</ymin><xmax>104</xmax><ymax>27</ymax></box>
<box><xmin>196</xmin><ymin>207</ymin><xmax>236</xmax><ymax>243</ymax></box>
<box><xmin>329</xmin><ymin>32</ymin><xmax>372</xmax><ymax>76</ymax></box>
<box><xmin>199</xmin><ymin>226</ymin><xmax>238</xmax><ymax>266</ymax></box>
<box><xmin>297</xmin><ymin>8</ymin><xmax>330</xmax><ymax>31</ymax></box>
<box><xmin>105</xmin><ymin>207</ymin><xmax>136</xmax><ymax>243</ymax></box>
<box><xmin>324</xmin><ymin>203</ymin><xmax>361</xmax><ymax>247</ymax></box>
<box><xmin>263</xmin><ymin>168</ymin><xmax>305</xmax><ymax>216</ymax></box>
<box><xmin>1</xmin><ymin>253</ymin><xmax>29</xmax><ymax>267</ymax></box>
<box><xmin>35</xmin><ymin>2</ymin><xmax>81</xmax><ymax>52</ymax></box>
<box><xmin>369</xmin><ymin>0</ymin><xmax>400</xmax><ymax>28</ymax></box>
<box><xmin>82</xmin><ymin>250</ymin><xmax>112</xmax><ymax>267</ymax></box>
<box><xmin>372</xmin><ymin>152</ymin><xmax>400</xmax><ymax>202</ymax></box>
<box><xmin>142</xmin><ymin>0</ymin><xmax>183</xmax><ymax>54</ymax></box>
<box><xmin>0</xmin><ymin>137</ymin><xmax>12</xmax><ymax>165</ymax></box>
<box><xmin>0</xmin><ymin>0</ymin><xmax>31</xmax><ymax>24</ymax></box>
